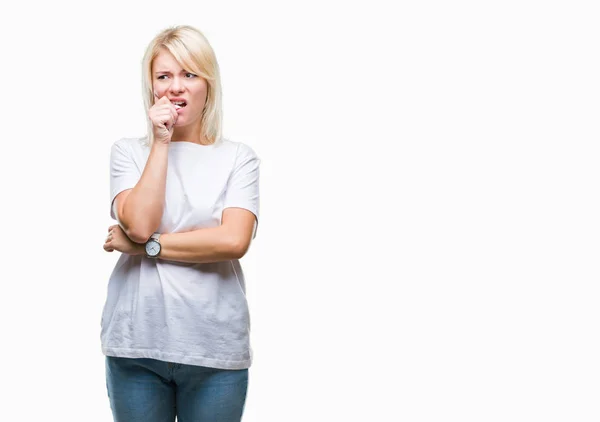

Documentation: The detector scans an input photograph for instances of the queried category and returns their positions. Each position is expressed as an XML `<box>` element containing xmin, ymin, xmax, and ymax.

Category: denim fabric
<box><xmin>105</xmin><ymin>356</ymin><xmax>248</xmax><ymax>421</ymax></box>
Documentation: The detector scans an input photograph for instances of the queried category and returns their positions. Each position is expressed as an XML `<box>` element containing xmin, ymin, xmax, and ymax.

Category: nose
<box><xmin>169</xmin><ymin>77</ymin><xmax>184</xmax><ymax>94</ymax></box>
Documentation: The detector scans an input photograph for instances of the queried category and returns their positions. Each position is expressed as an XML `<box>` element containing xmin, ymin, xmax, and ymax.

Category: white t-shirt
<box><xmin>100</xmin><ymin>137</ymin><xmax>260</xmax><ymax>370</ymax></box>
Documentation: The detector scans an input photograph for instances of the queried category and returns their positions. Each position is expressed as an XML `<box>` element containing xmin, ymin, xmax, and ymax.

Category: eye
<box><xmin>157</xmin><ymin>75</ymin><xmax>168</xmax><ymax>80</ymax></box>
<box><xmin>185</xmin><ymin>73</ymin><xmax>197</xmax><ymax>78</ymax></box>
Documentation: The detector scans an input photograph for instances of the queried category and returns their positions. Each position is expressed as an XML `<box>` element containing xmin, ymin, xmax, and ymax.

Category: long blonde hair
<box><xmin>141</xmin><ymin>25</ymin><xmax>223</xmax><ymax>145</ymax></box>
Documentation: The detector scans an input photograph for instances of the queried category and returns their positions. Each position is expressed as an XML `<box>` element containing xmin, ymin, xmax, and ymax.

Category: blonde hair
<box><xmin>141</xmin><ymin>25</ymin><xmax>223</xmax><ymax>145</ymax></box>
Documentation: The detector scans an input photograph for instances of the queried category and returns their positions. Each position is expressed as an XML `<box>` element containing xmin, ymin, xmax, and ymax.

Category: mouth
<box><xmin>171</xmin><ymin>100</ymin><xmax>187</xmax><ymax>110</ymax></box>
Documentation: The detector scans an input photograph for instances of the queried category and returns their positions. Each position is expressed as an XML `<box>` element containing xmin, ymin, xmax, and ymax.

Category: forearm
<box><xmin>158</xmin><ymin>226</ymin><xmax>242</xmax><ymax>264</ymax></box>
<box><xmin>121</xmin><ymin>143</ymin><xmax>169</xmax><ymax>242</ymax></box>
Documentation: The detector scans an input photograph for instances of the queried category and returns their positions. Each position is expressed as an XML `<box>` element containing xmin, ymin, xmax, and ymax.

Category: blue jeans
<box><xmin>105</xmin><ymin>356</ymin><xmax>248</xmax><ymax>422</ymax></box>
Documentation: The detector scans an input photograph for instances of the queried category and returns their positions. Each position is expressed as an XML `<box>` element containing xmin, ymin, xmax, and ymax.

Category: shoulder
<box><xmin>112</xmin><ymin>136</ymin><xmax>149</xmax><ymax>151</ymax></box>
<box><xmin>219</xmin><ymin>138</ymin><xmax>260</xmax><ymax>162</ymax></box>
<box><xmin>110</xmin><ymin>137</ymin><xmax>149</xmax><ymax>162</ymax></box>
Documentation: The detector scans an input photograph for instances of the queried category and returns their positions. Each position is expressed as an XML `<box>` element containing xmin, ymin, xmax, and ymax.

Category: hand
<box><xmin>103</xmin><ymin>225</ymin><xmax>145</xmax><ymax>256</ymax></box>
<box><xmin>149</xmin><ymin>93</ymin><xmax>178</xmax><ymax>144</ymax></box>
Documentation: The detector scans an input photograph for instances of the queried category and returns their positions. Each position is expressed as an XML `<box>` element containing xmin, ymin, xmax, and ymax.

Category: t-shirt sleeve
<box><xmin>109</xmin><ymin>139</ymin><xmax>141</xmax><ymax>220</ymax></box>
<box><xmin>223</xmin><ymin>143</ymin><xmax>261</xmax><ymax>239</ymax></box>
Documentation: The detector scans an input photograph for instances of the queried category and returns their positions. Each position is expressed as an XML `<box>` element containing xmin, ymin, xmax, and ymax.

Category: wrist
<box><xmin>144</xmin><ymin>233</ymin><xmax>162</xmax><ymax>258</ymax></box>
<box><xmin>151</xmin><ymin>139</ymin><xmax>170</xmax><ymax>149</ymax></box>
<box><xmin>132</xmin><ymin>242</ymin><xmax>146</xmax><ymax>256</ymax></box>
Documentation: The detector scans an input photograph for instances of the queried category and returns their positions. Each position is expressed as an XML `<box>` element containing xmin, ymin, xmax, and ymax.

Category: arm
<box><xmin>111</xmin><ymin>98</ymin><xmax>178</xmax><ymax>243</ymax></box>
<box><xmin>157</xmin><ymin>208</ymin><xmax>257</xmax><ymax>264</ymax></box>
<box><xmin>115</xmin><ymin>142</ymin><xmax>169</xmax><ymax>243</ymax></box>
<box><xmin>108</xmin><ymin>140</ymin><xmax>260</xmax><ymax>261</ymax></box>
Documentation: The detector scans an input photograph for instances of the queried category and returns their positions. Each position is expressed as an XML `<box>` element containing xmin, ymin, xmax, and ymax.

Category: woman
<box><xmin>101</xmin><ymin>25</ymin><xmax>260</xmax><ymax>422</ymax></box>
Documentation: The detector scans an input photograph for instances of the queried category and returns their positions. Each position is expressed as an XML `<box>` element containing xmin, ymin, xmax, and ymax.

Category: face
<box><xmin>151</xmin><ymin>48</ymin><xmax>208</xmax><ymax>129</ymax></box>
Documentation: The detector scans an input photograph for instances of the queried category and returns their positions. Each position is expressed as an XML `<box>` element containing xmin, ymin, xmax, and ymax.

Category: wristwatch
<box><xmin>145</xmin><ymin>233</ymin><xmax>161</xmax><ymax>258</ymax></box>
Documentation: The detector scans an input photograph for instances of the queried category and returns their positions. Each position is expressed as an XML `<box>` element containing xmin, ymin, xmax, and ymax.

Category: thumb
<box><xmin>155</xmin><ymin>92</ymin><xmax>170</xmax><ymax>105</ymax></box>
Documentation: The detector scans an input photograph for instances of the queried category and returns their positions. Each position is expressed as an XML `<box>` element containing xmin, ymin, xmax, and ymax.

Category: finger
<box><xmin>163</xmin><ymin>110</ymin><xmax>177</xmax><ymax>127</ymax></box>
<box><xmin>158</xmin><ymin>100</ymin><xmax>177</xmax><ymax>113</ymax></box>
<box><xmin>156</xmin><ymin>103</ymin><xmax>178</xmax><ymax>122</ymax></box>
<box><xmin>161</xmin><ymin>113</ymin><xmax>177</xmax><ymax>131</ymax></box>
<box><xmin>154</xmin><ymin>111</ymin><xmax>176</xmax><ymax>127</ymax></box>
<box><xmin>157</xmin><ymin>95</ymin><xmax>171</xmax><ymax>105</ymax></box>
<box><xmin>154</xmin><ymin>103</ymin><xmax>176</xmax><ymax>111</ymax></box>
<box><xmin>153</xmin><ymin>104</ymin><xmax>178</xmax><ymax>119</ymax></box>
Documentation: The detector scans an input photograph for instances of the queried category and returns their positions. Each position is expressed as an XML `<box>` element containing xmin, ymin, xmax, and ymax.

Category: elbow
<box><xmin>118</xmin><ymin>202</ymin><xmax>161</xmax><ymax>244</ymax></box>
<box><xmin>125</xmin><ymin>227</ymin><xmax>154</xmax><ymax>244</ymax></box>
<box><xmin>230</xmin><ymin>238</ymin><xmax>250</xmax><ymax>259</ymax></box>
<box><xmin>118</xmin><ymin>217</ymin><xmax>153</xmax><ymax>244</ymax></box>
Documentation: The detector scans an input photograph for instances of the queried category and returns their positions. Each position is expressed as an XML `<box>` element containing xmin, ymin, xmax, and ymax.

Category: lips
<box><xmin>169</xmin><ymin>98</ymin><xmax>187</xmax><ymax>109</ymax></box>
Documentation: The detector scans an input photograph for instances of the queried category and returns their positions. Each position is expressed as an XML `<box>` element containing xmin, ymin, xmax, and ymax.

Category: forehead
<box><xmin>152</xmin><ymin>48</ymin><xmax>184</xmax><ymax>72</ymax></box>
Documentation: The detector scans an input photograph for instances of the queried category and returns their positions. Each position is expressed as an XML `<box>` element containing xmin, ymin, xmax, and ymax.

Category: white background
<box><xmin>0</xmin><ymin>0</ymin><xmax>598</xmax><ymax>421</ymax></box>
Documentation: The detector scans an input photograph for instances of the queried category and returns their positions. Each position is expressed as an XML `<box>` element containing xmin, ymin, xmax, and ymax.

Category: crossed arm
<box><xmin>104</xmin><ymin>142</ymin><xmax>257</xmax><ymax>263</ymax></box>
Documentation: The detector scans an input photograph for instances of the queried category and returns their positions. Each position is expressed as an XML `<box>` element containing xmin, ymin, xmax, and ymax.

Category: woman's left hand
<box><xmin>103</xmin><ymin>224</ymin><xmax>144</xmax><ymax>255</ymax></box>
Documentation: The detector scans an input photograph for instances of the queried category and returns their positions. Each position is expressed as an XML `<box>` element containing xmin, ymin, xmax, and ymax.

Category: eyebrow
<box><xmin>154</xmin><ymin>70</ymin><xmax>189</xmax><ymax>74</ymax></box>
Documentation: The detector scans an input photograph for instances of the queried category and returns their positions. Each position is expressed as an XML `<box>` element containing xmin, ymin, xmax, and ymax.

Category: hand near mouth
<box><xmin>149</xmin><ymin>93</ymin><xmax>179</xmax><ymax>144</ymax></box>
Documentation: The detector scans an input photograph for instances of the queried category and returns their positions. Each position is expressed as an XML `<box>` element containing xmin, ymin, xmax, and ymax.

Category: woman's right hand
<box><xmin>149</xmin><ymin>95</ymin><xmax>178</xmax><ymax>144</ymax></box>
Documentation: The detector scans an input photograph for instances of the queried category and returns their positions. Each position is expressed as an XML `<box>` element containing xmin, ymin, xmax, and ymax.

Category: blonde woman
<box><xmin>101</xmin><ymin>25</ymin><xmax>259</xmax><ymax>422</ymax></box>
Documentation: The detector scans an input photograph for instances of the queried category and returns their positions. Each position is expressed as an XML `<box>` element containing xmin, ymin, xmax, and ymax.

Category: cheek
<box><xmin>189</xmin><ymin>89</ymin><xmax>207</xmax><ymax>108</ymax></box>
<box><xmin>197</xmin><ymin>87</ymin><xmax>209</xmax><ymax>104</ymax></box>
<box><xmin>194</xmin><ymin>81</ymin><xmax>208</xmax><ymax>98</ymax></box>
<box><xmin>153</xmin><ymin>83</ymin><xmax>168</xmax><ymax>97</ymax></box>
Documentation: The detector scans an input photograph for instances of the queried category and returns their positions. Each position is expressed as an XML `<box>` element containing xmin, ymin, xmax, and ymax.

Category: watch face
<box><xmin>145</xmin><ymin>240</ymin><xmax>160</xmax><ymax>256</ymax></box>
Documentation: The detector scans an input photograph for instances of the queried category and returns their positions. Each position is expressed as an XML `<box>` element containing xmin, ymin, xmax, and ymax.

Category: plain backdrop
<box><xmin>0</xmin><ymin>0</ymin><xmax>598</xmax><ymax>421</ymax></box>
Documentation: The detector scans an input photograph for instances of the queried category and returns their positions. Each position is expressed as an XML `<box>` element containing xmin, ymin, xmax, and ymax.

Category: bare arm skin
<box><xmin>157</xmin><ymin>207</ymin><xmax>257</xmax><ymax>263</ymax></box>
<box><xmin>114</xmin><ymin>142</ymin><xmax>169</xmax><ymax>243</ymax></box>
